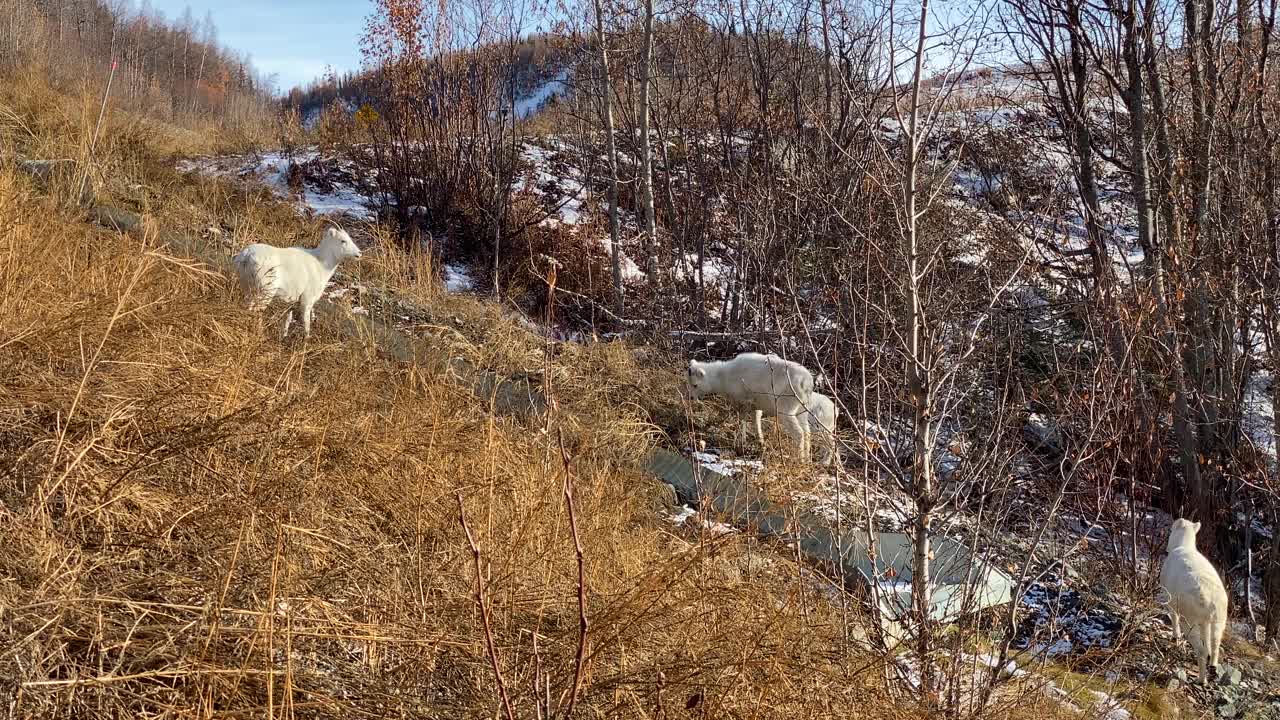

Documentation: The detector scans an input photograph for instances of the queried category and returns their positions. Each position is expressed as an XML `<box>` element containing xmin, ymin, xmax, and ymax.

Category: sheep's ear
<box><xmin>1193</xmin><ymin>520</ymin><xmax>1201</xmax><ymax>532</ymax></box>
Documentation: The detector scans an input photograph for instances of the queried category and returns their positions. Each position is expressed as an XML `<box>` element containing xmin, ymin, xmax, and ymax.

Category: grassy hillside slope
<box><xmin>0</xmin><ymin>74</ymin><xmax>973</xmax><ymax>720</ymax></box>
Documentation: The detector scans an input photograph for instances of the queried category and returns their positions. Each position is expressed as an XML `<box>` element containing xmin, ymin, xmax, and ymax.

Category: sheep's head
<box><xmin>686</xmin><ymin>361</ymin><xmax>711</xmax><ymax>399</ymax></box>
<box><xmin>322</xmin><ymin>227</ymin><xmax>363</xmax><ymax>260</ymax></box>
<box><xmin>1167</xmin><ymin>518</ymin><xmax>1201</xmax><ymax>551</ymax></box>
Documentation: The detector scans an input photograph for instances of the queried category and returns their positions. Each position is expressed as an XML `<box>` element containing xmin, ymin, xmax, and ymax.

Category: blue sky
<box><xmin>151</xmin><ymin>0</ymin><xmax>372</xmax><ymax>92</ymax></box>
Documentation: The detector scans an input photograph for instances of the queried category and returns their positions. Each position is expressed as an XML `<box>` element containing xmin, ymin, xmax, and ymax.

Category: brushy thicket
<box><xmin>0</xmin><ymin>74</ymin><xmax>1040</xmax><ymax>720</ymax></box>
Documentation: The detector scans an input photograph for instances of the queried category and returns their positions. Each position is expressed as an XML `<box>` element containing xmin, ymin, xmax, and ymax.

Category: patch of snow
<box><xmin>668</xmin><ymin>504</ymin><xmax>737</xmax><ymax>536</ymax></box>
<box><xmin>973</xmin><ymin>653</ymin><xmax>1025</xmax><ymax>678</ymax></box>
<box><xmin>691</xmin><ymin>449</ymin><xmax>764</xmax><ymax>477</ymax></box>
<box><xmin>1087</xmin><ymin>690</ymin><xmax>1132</xmax><ymax>720</ymax></box>
<box><xmin>178</xmin><ymin>150</ymin><xmax>374</xmax><ymax>220</ymax></box>
<box><xmin>599</xmin><ymin>234</ymin><xmax>647</xmax><ymax>281</ymax></box>
<box><xmin>301</xmin><ymin>184</ymin><xmax>374</xmax><ymax>219</ymax></box>
<box><xmin>1014</xmin><ymin>563</ymin><xmax>1124</xmax><ymax>656</ymax></box>
<box><xmin>444</xmin><ymin>263</ymin><xmax>474</xmax><ymax>292</ymax></box>
<box><xmin>518</xmin><ymin>142</ymin><xmax>590</xmax><ymax>229</ymax></box>
<box><xmin>1041</xmin><ymin>683</ymin><xmax>1083</xmax><ymax>713</ymax></box>
<box><xmin>1243</xmin><ymin>371</ymin><xmax>1276</xmax><ymax>468</ymax></box>
<box><xmin>1029</xmin><ymin>638</ymin><xmax>1075</xmax><ymax>658</ymax></box>
<box><xmin>513</xmin><ymin>69</ymin><xmax>570</xmax><ymax>119</ymax></box>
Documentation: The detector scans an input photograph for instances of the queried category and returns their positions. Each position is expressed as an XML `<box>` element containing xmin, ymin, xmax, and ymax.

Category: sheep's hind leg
<box><xmin>816</xmin><ymin>428</ymin><xmax>834</xmax><ymax>466</ymax></box>
<box><xmin>1187</xmin><ymin>624</ymin><xmax>1209</xmax><ymax>684</ymax></box>
<box><xmin>780</xmin><ymin>412</ymin><xmax>809</xmax><ymax>462</ymax></box>
<box><xmin>823</xmin><ymin>425</ymin><xmax>839</xmax><ymax>467</ymax></box>
<box><xmin>281</xmin><ymin>306</ymin><xmax>295</xmax><ymax>339</ymax></box>
<box><xmin>1208</xmin><ymin>619</ymin><xmax>1224</xmax><ymax>676</ymax></box>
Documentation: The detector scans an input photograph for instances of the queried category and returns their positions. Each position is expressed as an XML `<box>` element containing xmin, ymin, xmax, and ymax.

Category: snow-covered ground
<box><xmin>516</xmin><ymin>139</ymin><xmax>650</xmax><ymax>281</ymax></box>
<box><xmin>1243</xmin><ymin>371</ymin><xmax>1277</xmax><ymax>468</ymax></box>
<box><xmin>444</xmin><ymin>263</ymin><xmax>474</xmax><ymax>292</ymax></box>
<box><xmin>512</xmin><ymin>69</ymin><xmax>569</xmax><ymax>119</ymax></box>
<box><xmin>178</xmin><ymin>150</ymin><xmax>374</xmax><ymax>220</ymax></box>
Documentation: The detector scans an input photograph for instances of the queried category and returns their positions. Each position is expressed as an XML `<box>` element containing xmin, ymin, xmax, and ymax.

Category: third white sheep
<box><xmin>1159</xmin><ymin>518</ymin><xmax>1228</xmax><ymax>683</ymax></box>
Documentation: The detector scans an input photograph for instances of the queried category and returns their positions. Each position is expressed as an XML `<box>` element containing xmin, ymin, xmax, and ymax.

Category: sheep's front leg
<box><xmin>753</xmin><ymin>409</ymin><xmax>765</xmax><ymax>447</ymax></box>
<box><xmin>1169</xmin><ymin>609</ymin><xmax>1182</xmax><ymax>643</ymax></box>
<box><xmin>299</xmin><ymin>296</ymin><xmax>317</xmax><ymax>338</ymax></box>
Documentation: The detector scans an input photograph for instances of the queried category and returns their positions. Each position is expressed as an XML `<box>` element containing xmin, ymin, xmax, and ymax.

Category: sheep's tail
<box><xmin>800</xmin><ymin>368</ymin><xmax>814</xmax><ymax>401</ymax></box>
<box><xmin>233</xmin><ymin>248</ymin><xmax>276</xmax><ymax>309</ymax></box>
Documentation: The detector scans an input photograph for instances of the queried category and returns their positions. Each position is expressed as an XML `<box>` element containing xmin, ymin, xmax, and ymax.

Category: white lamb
<box><xmin>687</xmin><ymin>352</ymin><xmax>815</xmax><ymax>461</ymax></box>
<box><xmin>1159</xmin><ymin>518</ymin><xmax>1228</xmax><ymax>683</ymax></box>
<box><xmin>805</xmin><ymin>391</ymin><xmax>840</xmax><ymax>467</ymax></box>
<box><xmin>233</xmin><ymin>227</ymin><xmax>362</xmax><ymax>338</ymax></box>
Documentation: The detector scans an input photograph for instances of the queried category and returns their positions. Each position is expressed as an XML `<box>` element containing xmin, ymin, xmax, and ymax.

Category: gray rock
<box><xmin>87</xmin><ymin>206</ymin><xmax>144</xmax><ymax>234</ymax></box>
<box><xmin>18</xmin><ymin>158</ymin><xmax>61</xmax><ymax>183</ymax></box>
<box><xmin>1166</xmin><ymin>677</ymin><xmax>1181</xmax><ymax>691</ymax></box>
<box><xmin>18</xmin><ymin>158</ymin><xmax>95</xmax><ymax>205</ymax></box>
<box><xmin>1217</xmin><ymin>664</ymin><xmax>1242</xmax><ymax>687</ymax></box>
<box><xmin>1218</xmin><ymin>702</ymin><xmax>1237</xmax><ymax>718</ymax></box>
<box><xmin>1174</xmin><ymin>667</ymin><xmax>1189</xmax><ymax>684</ymax></box>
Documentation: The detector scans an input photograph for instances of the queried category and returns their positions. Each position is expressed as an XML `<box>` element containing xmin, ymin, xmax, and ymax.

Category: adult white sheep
<box><xmin>234</xmin><ymin>226</ymin><xmax>362</xmax><ymax>339</ymax></box>
<box><xmin>805</xmin><ymin>391</ymin><xmax>840</xmax><ymax>467</ymax></box>
<box><xmin>686</xmin><ymin>352</ymin><xmax>815</xmax><ymax>461</ymax></box>
<box><xmin>1159</xmin><ymin>518</ymin><xmax>1228</xmax><ymax>683</ymax></box>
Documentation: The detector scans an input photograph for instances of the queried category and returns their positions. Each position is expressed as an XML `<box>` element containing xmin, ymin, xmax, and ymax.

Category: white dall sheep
<box><xmin>1159</xmin><ymin>518</ymin><xmax>1228</xmax><ymax>683</ymax></box>
<box><xmin>234</xmin><ymin>227</ymin><xmax>362</xmax><ymax>338</ymax></box>
<box><xmin>805</xmin><ymin>391</ymin><xmax>840</xmax><ymax>467</ymax></box>
<box><xmin>687</xmin><ymin>352</ymin><xmax>815</xmax><ymax>461</ymax></box>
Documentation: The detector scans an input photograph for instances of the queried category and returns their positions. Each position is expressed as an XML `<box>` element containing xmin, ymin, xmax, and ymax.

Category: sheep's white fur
<box><xmin>805</xmin><ymin>391</ymin><xmax>839</xmax><ymax>467</ymax></box>
<box><xmin>234</xmin><ymin>227</ymin><xmax>362</xmax><ymax>338</ymax></box>
<box><xmin>1159</xmin><ymin>518</ymin><xmax>1228</xmax><ymax>683</ymax></box>
<box><xmin>687</xmin><ymin>352</ymin><xmax>815</xmax><ymax>461</ymax></box>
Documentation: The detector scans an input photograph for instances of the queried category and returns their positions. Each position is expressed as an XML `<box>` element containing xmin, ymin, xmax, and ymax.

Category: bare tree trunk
<box><xmin>592</xmin><ymin>0</ymin><xmax>624</xmax><ymax>314</ymax></box>
<box><xmin>818</xmin><ymin>0</ymin><xmax>833</xmax><ymax>119</ymax></box>
<box><xmin>1183</xmin><ymin>0</ymin><xmax>1221</xmax><ymax>521</ymax></box>
<box><xmin>638</xmin><ymin>0</ymin><xmax>658</xmax><ymax>276</ymax></box>
<box><xmin>901</xmin><ymin>0</ymin><xmax>938</xmax><ymax>706</ymax></box>
<box><xmin>1064</xmin><ymin>3</ymin><xmax>1108</xmax><ymax>290</ymax></box>
<box><xmin>191</xmin><ymin>45</ymin><xmax>207</xmax><ymax>114</ymax></box>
